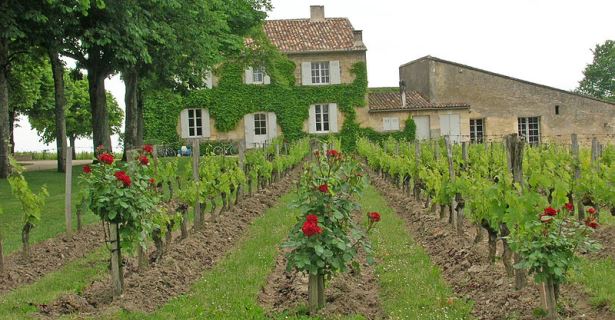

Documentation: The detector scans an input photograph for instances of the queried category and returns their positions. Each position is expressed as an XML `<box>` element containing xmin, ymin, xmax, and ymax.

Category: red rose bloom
<box><xmin>301</xmin><ymin>221</ymin><xmax>322</xmax><ymax>237</ymax></box>
<box><xmin>149</xmin><ymin>178</ymin><xmax>155</xmax><ymax>185</ymax></box>
<box><xmin>585</xmin><ymin>217</ymin><xmax>599</xmax><ymax>229</ymax></box>
<box><xmin>318</xmin><ymin>184</ymin><xmax>329</xmax><ymax>193</ymax></box>
<box><xmin>114</xmin><ymin>170</ymin><xmax>132</xmax><ymax>187</ymax></box>
<box><xmin>83</xmin><ymin>165</ymin><xmax>92</xmax><ymax>174</ymax></box>
<box><xmin>306</xmin><ymin>214</ymin><xmax>318</xmax><ymax>224</ymax></box>
<box><xmin>587</xmin><ymin>207</ymin><xmax>596</xmax><ymax>215</ymax></box>
<box><xmin>326</xmin><ymin>149</ymin><xmax>339</xmax><ymax>157</ymax></box>
<box><xmin>139</xmin><ymin>155</ymin><xmax>149</xmax><ymax>166</ymax></box>
<box><xmin>143</xmin><ymin>144</ymin><xmax>154</xmax><ymax>154</ymax></box>
<box><xmin>564</xmin><ymin>202</ymin><xmax>574</xmax><ymax>212</ymax></box>
<box><xmin>368</xmin><ymin>212</ymin><xmax>381</xmax><ymax>222</ymax></box>
<box><xmin>99</xmin><ymin>152</ymin><xmax>114</xmax><ymax>165</ymax></box>
<box><xmin>543</xmin><ymin>207</ymin><xmax>558</xmax><ymax>216</ymax></box>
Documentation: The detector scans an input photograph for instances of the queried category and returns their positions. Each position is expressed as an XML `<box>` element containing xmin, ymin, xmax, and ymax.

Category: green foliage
<box><xmin>283</xmin><ymin>149</ymin><xmax>372</xmax><ymax>278</ymax></box>
<box><xmin>143</xmin><ymin>61</ymin><xmax>369</xmax><ymax>151</ymax></box>
<box><xmin>577</xmin><ymin>40</ymin><xmax>615</xmax><ymax>103</ymax></box>
<box><xmin>7</xmin><ymin>157</ymin><xmax>49</xmax><ymax>227</ymax></box>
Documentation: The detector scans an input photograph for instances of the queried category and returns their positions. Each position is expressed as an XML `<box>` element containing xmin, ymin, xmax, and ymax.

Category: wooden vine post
<box><xmin>444</xmin><ymin>136</ymin><xmax>458</xmax><ymax>228</ymax></box>
<box><xmin>236</xmin><ymin>140</ymin><xmax>245</xmax><ymax>204</ymax></box>
<box><xmin>413</xmin><ymin>142</ymin><xmax>421</xmax><ymax>200</ymax></box>
<box><xmin>571</xmin><ymin>134</ymin><xmax>584</xmax><ymax>221</ymax></box>
<box><xmin>504</xmin><ymin>134</ymin><xmax>527</xmax><ymax>290</ymax></box>
<box><xmin>109</xmin><ymin>222</ymin><xmax>123</xmax><ymax>297</ymax></box>
<box><xmin>192</xmin><ymin>139</ymin><xmax>202</xmax><ymax>229</ymax></box>
<box><xmin>64</xmin><ymin>146</ymin><xmax>73</xmax><ymax>236</ymax></box>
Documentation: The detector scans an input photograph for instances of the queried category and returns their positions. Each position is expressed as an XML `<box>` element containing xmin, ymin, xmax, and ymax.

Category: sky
<box><xmin>13</xmin><ymin>0</ymin><xmax>615</xmax><ymax>152</ymax></box>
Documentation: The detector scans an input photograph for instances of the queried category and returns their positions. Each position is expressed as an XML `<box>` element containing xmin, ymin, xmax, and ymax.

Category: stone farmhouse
<box><xmin>171</xmin><ymin>5</ymin><xmax>615</xmax><ymax>148</ymax></box>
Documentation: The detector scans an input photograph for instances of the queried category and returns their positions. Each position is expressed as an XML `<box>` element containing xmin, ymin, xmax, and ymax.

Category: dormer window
<box><xmin>252</xmin><ymin>66</ymin><xmax>265</xmax><ymax>83</ymax></box>
<box><xmin>311</xmin><ymin>62</ymin><xmax>330</xmax><ymax>84</ymax></box>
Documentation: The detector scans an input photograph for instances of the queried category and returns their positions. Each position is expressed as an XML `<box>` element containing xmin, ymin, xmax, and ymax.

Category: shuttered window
<box><xmin>311</xmin><ymin>62</ymin><xmax>330</xmax><ymax>84</ymax></box>
<box><xmin>315</xmin><ymin>104</ymin><xmax>330</xmax><ymax>132</ymax></box>
<box><xmin>188</xmin><ymin>109</ymin><xmax>203</xmax><ymax>137</ymax></box>
<box><xmin>254</xmin><ymin>113</ymin><xmax>267</xmax><ymax>136</ymax></box>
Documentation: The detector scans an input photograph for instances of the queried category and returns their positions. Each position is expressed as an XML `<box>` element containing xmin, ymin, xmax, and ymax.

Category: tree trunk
<box><xmin>0</xmin><ymin>36</ymin><xmax>9</xmax><ymax>179</ymax></box>
<box><xmin>86</xmin><ymin>65</ymin><xmax>112</xmax><ymax>151</ymax></box>
<box><xmin>8</xmin><ymin>109</ymin><xmax>15</xmax><ymax>155</ymax></box>
<box><xmin>136</xmin><ymin>87</ymin><xmax>144</xmax><ymax>147</ymax></box>
<box><xmin>180</xmin><ymin>205</ymin><xmax>188</xmax><ymax>239</ymax></box>
<box><xmin>122</xmin><ymin>70</ymin><xmax>138</xmax><ymax>161</ymax></box>
<box><xmin>22</xmin><ymin>222</ymin><xmax>33</xmax><ymax>262</ymax></box>
<box><xmin>317</xmin><ymin>273</ymin><xmax>325</xmax><ymax>308</ymax></box>
<box><xmin>69</xmin><ymin>136</ymin><xmax>77</xmax><ymax>160</ymax></box>
<box><xmin>49</xmin><ymin>49</ymin><xmax>67</xmax><ymax>173</ymax></box>
<box><xmin>500</xmin><ymin>224</ymin><xmax>514</xmax><ymax>277</ymax></box>
<box><xmin>308</xmin><ymin>273</ymin><xmax>319</xmax><ymax>315</ymax></box>
<box><xmin>514</xmin><ymin>252</ymin><xmax>526</xmax><ymax>289</ymax></box>
<box><xmin>152</xmin><ymin>228</ymin><xmax>164</xmax><ymax>263</ymax></box>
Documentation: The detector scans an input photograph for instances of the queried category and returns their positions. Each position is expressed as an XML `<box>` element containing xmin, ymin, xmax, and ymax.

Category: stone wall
<box><xmin>400</xmin><ymin>57</ymin><xmax>615</xmax><ymax>144</ymax></box>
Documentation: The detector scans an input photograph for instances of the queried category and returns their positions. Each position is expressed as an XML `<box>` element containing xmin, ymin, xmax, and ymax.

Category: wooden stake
<box><xmin>64</xmin><ymin>146</ymin><xmax>73</xmax><ymax>236</ymax></box>
<box><xmin>109</xmin><ymin>222</ymin><xmax>123</xmax><ymax>297</ymax></box>
<box><xmin>308</xmin><ymin>273</ymin><xmax>319</xmax><ymax>315</ymax></box>
<box><xmin>571</xmin><ymin>134</ymin><xmax>584</xmax><ymax>221</ymax></box>
<box><xmin>192</xmin><ymin>140</ymin><xmax>202</xmax><ymax>228</ymax></box>
<box><xmin>444</xmin><ymin>136</ymin><xmax>457</xmax><ymax>228</ymax></box>
<box><xmin>317</xmin><ymin>273</ymin><xmax>325</xmax><ymax>308</ymax></box>
<box><xmin>505</xmin><ymin>134</ymin><xmax>527</xmax><ymax>289</ymax></box>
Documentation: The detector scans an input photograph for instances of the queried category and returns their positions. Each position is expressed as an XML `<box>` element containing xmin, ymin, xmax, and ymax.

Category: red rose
<box><xmin>540</xmin><ymin>213</ymin><xmax>554</xmax><ymax>223</ymax></box>
<box><xmin>587</xmin><ymin>207</ymin><xmax>596</xmax><ymax>215</ymax></box>
<box><xmin>368</xmin><ymin>212</ymin><xmax>381</xmax><ymax>222</ymax></box>
<box><xmin>139</xmin><ymin>155</ymin><xmax>149</xmax><ymax>166</ymax></box>
<box><xmin>306</xmin><ymin>214</ymin><xmax>318</xmax><ymax>224</ymax></box>
<box><xmin>83</xmin><ymin>165</ymin><xmax>92</xmax><ymax>174</ymax></box>
<box><xmin>318</xmin><ymin>184</ymin><xmax>329</xmax><ymax>193</ymax></box>
<box><xmin>564</xmin><ymin>202</ymin><xmax>574</xmax><ymax>212</ymax></box>
<box><xmin>114</xmin><ymin>170</ymin><xmax>132</xmax><ymax>187</ymax></box>
<box><xmin>149</xmin><ymin>178</ymin><xmax>155</xmax><ymax>185</ymax></box>
<box><xmin>543</xmin><ymin>207</ymin><xmax>557</xmax><ymax>217</ymax></box>
<box><xmin>98</xmin><ymin>152</ymin><xmax>114</xmax><ymax>165</ymax></box>
<box><xmin>143</xmin><ymin>144</ymin><xmax>154</xmax><ymax>154</ymax></box>
<box><xmin>585</xmin><ymin>217</ymin><xmax>599</xmax><ymax>229</ymax></box>
<box><xmin>326</xmin><ymin>149</ymin><xmax>339</xmax><ymax>157</ymax></box>
<box><xmin>301</xmin><ymin>221</ymin><xmax>322</xmax><ymax>237</ymax></box>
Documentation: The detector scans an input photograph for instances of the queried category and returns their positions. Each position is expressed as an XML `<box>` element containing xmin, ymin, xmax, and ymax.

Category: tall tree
<box><xmin>28</xmin><ymin>72</ymin><xmax>122</xmax><ymax>159</ymax></box>
<box><xmin>577</xmin><ymin>40</ymin><xmax>615</xmax><ymax>103</ymax></box>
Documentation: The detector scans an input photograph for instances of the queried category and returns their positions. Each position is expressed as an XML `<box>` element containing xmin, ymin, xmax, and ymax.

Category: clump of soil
<box><xmin>0</xmin><ymin>225</ymin><xmax>105</xmax><ymax>294</ymax></box>
<box><xmin>259</xmin><ymin>247</ymin><xmax>385</xmax><ymax>319</ymax></box>
<box><xmin>369</xmin><ymin>171</ymin><xmax>615</xmax><ymax>320</ymax></box>
<box><xmin>38</xmin><ymin>167</ymin><xmax>302</xmax><ymax>317</ymax></box>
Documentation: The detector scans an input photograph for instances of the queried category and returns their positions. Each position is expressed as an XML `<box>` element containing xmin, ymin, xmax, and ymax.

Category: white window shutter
<box><xmin>244</xmin><ymin>114</ymin><xmax>255</xmax><ymax>148</ymax></box>
<box><xmin>392</xmin><ymin>118</ymin><xmax>400</xmax><ymax>131</ymax></box>
<box><xmin>244</xmin><ymin>67</ymin><xmax>253</xmax><ymax>84</ymax></box>
<box><xmin>205</xmin><ymin>70</ymin><xmax>213</xmax><ymax>89</ymax></box>
<box><xmin>308</xmin><ymin>105</ymin><xmax>316</xmax><ymax>133</ymax></box>
<box><xmin>330</xmin><ymin>61</ymin><xmax>341</xmax><ymax>84</ymax></box>
<box><xmin>201</xmin><ymin>109</ymin><xmax>211</xmax><ymax>137</ymax></box>
<box><xmin>264</xmin><ymin>74</ymin><xmax>271</xmax><ymax>85</ymax></box>
<box><xmin>180</xmin><ymin>109</ymin><xmax>190</xmax><ymax>138</ymax></box>
<box><xmin>267</xmin><ymin>112</ymin><xmax>277</xmax><ymax>140</ymax></box>
<box><xmin>329</xmin><ymin>103</ymin><xmax>338</xmax><ymax>133</ymax></box>
<box><xmin>383</xmin><ymin>118</ymin><xmax>389</xmax><ymax>131</ymax></box>
<box><xmin>301</xmin><ymin>62</ymin><xmax>312</xmax><ymax>85</ymax></box>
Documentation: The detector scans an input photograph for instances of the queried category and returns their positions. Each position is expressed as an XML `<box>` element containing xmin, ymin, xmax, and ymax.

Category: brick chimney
<box><xmin>310</xmin><ymin>5</ymin><xmax>325</xmax><ymax>22</ymax></box>
<box><xmin>353</xmin><ymin>30</ymin><xmax>363</xmax><ymax>46</ymax></box>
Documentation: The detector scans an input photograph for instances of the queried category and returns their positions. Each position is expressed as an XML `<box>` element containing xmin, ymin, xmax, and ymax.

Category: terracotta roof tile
<box><xmin>264</xmin><ymin>18</ymin><xmax>366</xmax><ymax>53</ymax></box>
<box><xmin>368</xmin><ymin>90</ymin><xmax>470</xmax><ymax>112</ymax></box>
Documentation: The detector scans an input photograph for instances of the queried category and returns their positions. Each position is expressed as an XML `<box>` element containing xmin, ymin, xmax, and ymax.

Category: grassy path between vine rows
<box><xmin>0</xmin><ymin>247</ymin><xmax>108</xmax><ymax>318</ymax></box>
<box><xmin>572</xmin><ymin>257</ymin><xmax>615</xmax><ymax>311</ymax></box>
<box><xmin>359</xmin><ymin>184</ymin><xmax>474</xmax><ymax>320</ymax></box>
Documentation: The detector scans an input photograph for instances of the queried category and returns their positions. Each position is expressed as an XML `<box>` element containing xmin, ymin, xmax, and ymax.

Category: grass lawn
<box><xmin>0</xmin><ymin>165</ymin><xmax>99</xmax><ymax>255</ymax></box>
<box><xmin>360</xmin><ymin>184</ymin><xmax>474</xmax><ymax>320</ymax></box>
<box><xmin>571</xmin><ymin>257</ymin><xmax>615</xmax><ymax>311</ymax></box>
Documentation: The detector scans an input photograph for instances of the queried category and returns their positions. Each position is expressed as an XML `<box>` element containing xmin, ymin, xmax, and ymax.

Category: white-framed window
<box><xmin>383</xmin><ymin>117</ymin><xmax>400</xmax><ymax>131</ymax></box>
<box><xmin>188</xmin><ymin>109</ymin><xmax>203</xmax><ymax>137</ymax></box>
<box><xmin>252</xmin><ymin>66</ymin><xmax>265</xmax><ymax>83</ymax></box>
<box><xmin>254</xmin><ymin>113</ymin><xmax>267</xmax><ymax>136</ymax></box>
<box><xmin>311</xmin><ymin>62</ymin><xmax>330</xmax><ymax>84</ymax></box>
<box><xmin>314</xmin><ymin>104</ymin><xmax>330</xmax><ymax>132</ymax></box>
<box><xmin>470</xmin><ymin>119</ymin><xmax>484</xmax><ymax>143</ymax></box>
<box><xmin>518</xmin><ymin>117</ymin><xmax>540</xmax><ymax>145</ymax></box>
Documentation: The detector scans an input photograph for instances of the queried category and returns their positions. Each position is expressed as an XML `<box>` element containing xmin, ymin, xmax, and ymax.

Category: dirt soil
<box><xmin>258</xmin><ymin>246</ymin><xmax>385</xmax><ymax>319</ymax></box>
<box><xmin>37</xmin><ymin>167</ymin><xmax>302</xmax><ymax>318</ymax></box>
<box><xmin>0</xmin><ymin>224</ymin><xmax>105</xmax><ymax>295</ymax></box>
<box><xmin>590</xmin><ymin>224</ymin><xmax>615</xmax><ymax>261</ymax></box>
<box><xmin>369</xmin><ymin>172</ymin><xmax>615</xmax><ymax>320</ymax></box>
